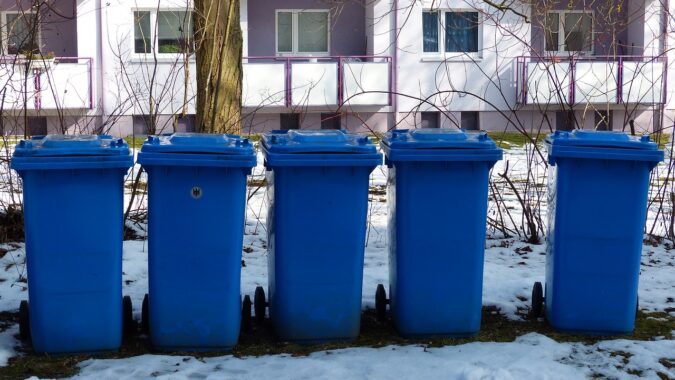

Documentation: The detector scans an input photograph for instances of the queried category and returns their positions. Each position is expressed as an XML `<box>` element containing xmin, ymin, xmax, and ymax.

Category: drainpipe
<box><xmin>392</xmin><ymin>0</ymin><xmax>398</xmax><ymax>129</ymax></box>
<box><xmin>658</xmin><ymin>0</ymin><xmax>668</xmax><ymax>132</ymax></box>
<box><xmin>97</xmin><ymin>0</ymin><xmax>106</xmax><ymax>132</ymax></box>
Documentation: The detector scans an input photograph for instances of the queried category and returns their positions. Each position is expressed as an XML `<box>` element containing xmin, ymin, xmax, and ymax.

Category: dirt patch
<box><xmin>0</xmin><ymin>308</ymin><xmax>673</xmax><ymax>379</ymax></box>
<box><xmin>0</xmin><ymin>207</ymin><xmax>23</xmax><ymax>244</ymax></box>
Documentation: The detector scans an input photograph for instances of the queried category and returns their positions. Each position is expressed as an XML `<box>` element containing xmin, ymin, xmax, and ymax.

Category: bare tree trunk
<box><xmin>194</xmin><ymin>0</ymin><xmax>242</xmax><ymax>134</ymax></box>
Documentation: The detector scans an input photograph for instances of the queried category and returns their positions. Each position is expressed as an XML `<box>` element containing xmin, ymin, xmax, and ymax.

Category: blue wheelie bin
<box><xmin>257</xmin><ymin>130</ymin><xmax>382</xmax><ymax>343</ymax></box>
<box><xmin>376</xmin><ymin>129</ymin><xmax>502</xmax><ymax>337</ymax></box>
<box><xmin>138</xmin><ymin>133</ymin><xmax>256</xmax><ymax>351</ymax></box>
<box><xmin>11</xmin><ymin>135</ymin><xmax>133</xmax><ymax>354</ymax></box>
<box><xmin>531</xmin><ymin>130</ymin><xmax>663</xmax><ymax>334</ymax></box>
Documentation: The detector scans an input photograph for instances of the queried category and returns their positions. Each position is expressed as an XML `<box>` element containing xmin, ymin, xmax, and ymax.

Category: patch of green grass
<box><xmin>241</xmin><ymin>134</ymin><xmax>261</xmax><ymax>143</ymax></box>
<box><xmin>123</xmin><ymin>136</ymin><xmax>146</xmax><ymax>149</ymax></box>
<box><xmin>1</xmin><ymin>308</ymin><xmax>673</xmax><ymax>379</ymax></box>
<box><xmin>248</xmin><ymin>178</ymin><xmax>267</xmax><ymax>188</ymax></box>
<box><xmin>240</xmin><ymin>133</ymin><xmax>382</xmax><ymax>146</ymax></box>
<box><xmin>0</xmin><ymin>136</ymin><xmax>23</xmax><ymax>148</ymax></box>
<box><xmin>650</xmin><ymin>133</ymin><xmax>671</xmax><ymax>150</ymax></box>
<box><xmin>124</xmin><ymin>181</ymin><xmax>147</xmax><ymax>191</ymax></box>
<box><xmin>487</xmin><ymin>132</ymin><xmax>547</xmax><ymax>149</ymax></box>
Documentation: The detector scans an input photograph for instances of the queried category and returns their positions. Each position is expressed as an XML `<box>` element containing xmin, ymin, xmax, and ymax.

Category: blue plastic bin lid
<box><xmin>139</xmin><ymin>133</ymin><xmax>254</xmax><ymax>155</ymax></box>
<box><xmin>382</xmin><ymin>128</ymin><xmax>497</xmax><ymax>149</ymax></box>
<box><xmin>262</xmin><ymin>130</ymin><xmax>377</xmax><ymax>154</ymax></box>
<box><xmin>380</xmin><ymin>128</ymin><xmax>502</xmax><ymax>163</ymax></box>
<box><xmin>13</xmin><ymin>135</ymin><xmax>130</xmax><ymax>156</ymax></box>
<box><xmin>546</xmin><ymin>130</ymin><xmax>658</xmax><ymax>150</ymax></box>
<box><xmin>546</xmin><ymin>130</ymin><xmax>664</xmax><ymax>166</ymax></box>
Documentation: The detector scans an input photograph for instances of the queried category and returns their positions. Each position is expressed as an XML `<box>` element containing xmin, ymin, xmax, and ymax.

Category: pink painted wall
<box><xmin>246</xmin><ymin>0</ymin><xmax>366</xmax><ymax>57</ymax></box>
<box><xmin>530</xmin><ymin>0</ymin><xmax>639</xmax><ymax>56</ymax></box>
<box><xmin>0</xmin><ymin>0</ymin><xmax>77</xmax><ymax>57</ymax></box>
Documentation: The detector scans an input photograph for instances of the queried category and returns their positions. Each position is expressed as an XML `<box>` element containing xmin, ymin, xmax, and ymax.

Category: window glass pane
<box><xmin>277</xmin><ymin>12</ymin><xmax>293</xmax><ymax>52</ymax></box>
<box><xmin>27</xmin><ymin>116</ymin><xmax>47</xmax><ymax>136</ymax></box>
<box><xmin>556</xmin><ymin>111</ymin><xmax>576</xmax><ymax>131</ymax></box>
<box><xmin>445</xmin><ymin>12</ymin><xmax>478</xmax><ymax>53</ymax></box>
<box><xmin>157</xmin><ymin>11</ymin><xmax>193</xmax><ymax>53</ymax></box>
<box><xmin>422</xmin><ymin>11</ymin><xmax>439</xmax><ymax>53</ymax></box>
<box><xmin>298</xmin><ymin>12</ymin><xmax>328</xmax><ymax>52</ymax></box>
<box><xmin>421</xmin><ymin>112</ymin><xmax>440</xmax><ymax>128</ymax></box>
<box><xmin>280</xmin><ymin>113</ymin><xmax>300</xmax><ymax>130</ymax></box>
<box><xmin>175</xmin><ymin>115</ymin><xmax>196</xmax><ymax>133</ymax></box>
<box><xmin>461</xmin><ymin>111</ymin><xmax>479</xmax><ymax>130</ymax></box>
<box><xmin>5</xmin><ymin>13</ymin><xmax>40</xmax><ymax>55</ymax></box>
<box><xmin>134</xmin><ymin>11</ymin><xmax>151</xmax><ymax>54</ymax></box>
<box><xmin>564</xmin><ymin>13</ymin><xmax>592</xmax><ymax>52</ymax></box>
<box><xmin>321</xmin><ymin>113</ymin><xmax>341</xmax><ymax>130</ymax></box>
<box><xmin>544</xmin><ymin>13</ymin><xmax>559</xmax><ymax>51</ymax></box>
<box><xmin>133</xmin><ymin>115</ymin><xmax>152</xmax><ymax>135</ymax></box>
<box><xmin>594</xmin><ymin>111</ymin><xmax>612</xmax><ymax>131</ymax></box>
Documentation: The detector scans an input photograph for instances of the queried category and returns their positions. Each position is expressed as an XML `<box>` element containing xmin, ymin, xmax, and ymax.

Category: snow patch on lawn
<box><xmin>0</xmin><ymin>325</ymin><xmax>18</xmax><ymax>367</ymax></box>
<box><xmin>69</xmin><ymin>334</ymin><xmax>675</xmax><ymax>380</ymax></box>
<box><xmin>0</xmin><ymin>148</ymin><xmax>673</xmax><ymax>378</ymax></box>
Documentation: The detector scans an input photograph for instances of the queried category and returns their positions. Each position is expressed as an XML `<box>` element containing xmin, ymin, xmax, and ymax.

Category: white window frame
<box><xmin>421</xmin><ymin>9</ymin><xmax>483</xmax><ymax>61</ymax></box>
<box><xmin>132</xmin><ymin>8</ymin><xmax>194</xmax><ymax>58</ymax></box>
<box><xmin>1</xmin><ymin>11</ymin><xmax>42</xmax><ymax>56</ymax></box>
<box><xmin>545</xmin><ymin>10</ymin><xmax>594</xmax><ymax>54</ymax></box>
<box><xmin>275</xmin><ymin>9</ymin><xmax>330</xmax><ymax>57</ymax></box>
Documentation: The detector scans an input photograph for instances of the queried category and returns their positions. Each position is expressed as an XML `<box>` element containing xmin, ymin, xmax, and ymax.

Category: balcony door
<box><xmin>545</xmin><ymin>11</ymin><xmax>593</xmax><ymax>54</ymax></box>
<box><xmin>2</xmin><ymin>11</ymin><xmax>41</xmax><ymax>55</ymax></box>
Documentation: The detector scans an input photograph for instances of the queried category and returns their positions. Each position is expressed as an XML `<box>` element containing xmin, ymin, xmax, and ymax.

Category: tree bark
<box><xmin>194</xmin><ymin>0</ymin><xmax>242</xmax><ymax>134</ymax></box>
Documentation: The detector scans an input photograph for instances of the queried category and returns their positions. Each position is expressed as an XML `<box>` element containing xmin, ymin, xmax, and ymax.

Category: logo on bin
<box><xmin>191</xmin><ymin>186</ymin><xmax>203</xmax><ymax>199</ymax></box>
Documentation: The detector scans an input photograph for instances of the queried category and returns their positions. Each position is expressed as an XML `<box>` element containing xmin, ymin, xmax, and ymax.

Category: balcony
<box><xmin>516</xmin><ymin>56</ymin><xmax>666</xmax><ymax>105</ymax></box>
<box><xmin>242</xmin><ymin>56</ymin><xmax>392</xmax><ymax>109</ymax></box>
<box><xmin>0</xmin><ymin>57</ymin><xmax>93</xmax><ymax>111</ymax></box>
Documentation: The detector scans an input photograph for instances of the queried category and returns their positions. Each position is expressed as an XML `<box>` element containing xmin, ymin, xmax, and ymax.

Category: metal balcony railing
<box><xmin>516</xmin><ymin>56</ymin><xmax>667</xmax><ymax>106</ymax></box>
<box><xmin>242</xmin><ymin>56</ymin><xmax>393</xmax><ymax>108</ymax></box>
<box><xmin>0</xmin><ymin>57</ymin><xmax>93</xmax><ymax>110</ymax></box>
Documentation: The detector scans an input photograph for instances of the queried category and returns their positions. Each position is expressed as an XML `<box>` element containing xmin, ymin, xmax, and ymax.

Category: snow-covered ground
<box><xmin>0</xmin><ymin>145</ymin><xmax>673</xmax><ymax>379</ymax></box>
<box><xmin>65</xmin><ymin>335</ymin><xmax>674</xmax><ymax>379</ymax></box>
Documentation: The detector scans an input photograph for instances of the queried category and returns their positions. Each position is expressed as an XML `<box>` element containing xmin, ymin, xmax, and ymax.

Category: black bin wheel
<box><xmin>122</xmin><ymin>295</ymin><xmax>136</xmax><ymax>335</ymax></box>
<box><xmin>531</xmin><ymin>282</ymin><xmax>544</xmax><ymax>319</ymax></box>
<box><xmin>141</xmin><ymin>294</ymin><xmax>150</xmax><ymax>334</ymax></box>
<box><xmin>375</xmin><ymin>284</ymin><xmax>389</xmax><ymax>322</ymax></box>
<box><xmin>241</xmin><ymin>295</ymin><xmax>252</xmax><ymax>332</ymax></box>
<box><xmin>254</xmin><ymin>286</ymin><xmax>267</xmax><ymax>323</ymax></box>
<box><xmin>19</xmin><ymin>300</ymin><xmax>30</xmax><ymax>341</ymax></box>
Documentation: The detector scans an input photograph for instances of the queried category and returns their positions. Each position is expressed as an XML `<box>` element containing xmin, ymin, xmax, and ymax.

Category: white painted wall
<box><xmin>395</xmin><ymin>0</ymin><xmax>531</xmax><ymax>114</ymax></box>
<box><xmin>99</xmin><ymin>0</ymin><xmax>196</xmax><ymax>134</ymax></box>
<box><xmin>77</xmin><ymin>0</ymin><xmax>103</xmax><ymax>120</ymax></box>
<box><xmin>367</xmin><ymin>0</ymin><xmax>395</xmax><ymax>57</ymax></box>
<box><xmin>61</xmin><ymin>0</ymin><xmax>670</xmax><ymax>135</ymax></box>
<box><xmin>664</xmin><ymin>0</ymin><xmax>675</xmax><ymax>126</ymax></box>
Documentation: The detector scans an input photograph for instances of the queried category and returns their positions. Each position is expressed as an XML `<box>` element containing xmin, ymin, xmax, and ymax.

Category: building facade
<box><xmin>0</xmin><ymin>0</ymin><xmax>672</xmax><ymax>136</ymax></box>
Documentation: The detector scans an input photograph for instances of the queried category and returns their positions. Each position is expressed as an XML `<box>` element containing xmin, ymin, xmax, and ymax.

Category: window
<box><xmin>594</xmin><ymin>111</ymin><xmax>612</xmax><ymax>131</ymax></box>
<box><xmin>133</xmin><ymin>115</ymin><xmax>152</xmax><ymax>135</ymax></box>
<box><xmin>26</xmin><ymin>117</ymin><xmax>47</xmax><ymax>136</ymax></box>
<box><xmin>545</xmin><ymin>11</ymin><xmax>593</xmax><ymax>53</ymax></box>
<box><xmin>3</xmin><ymin>12</ymin><xmax>40</xmax><ymax>55</ymax></box>
<box><xmin>276</xmin><ymin>10</ymin><xmax>329</xmax><ymax>55</ymax></box>
<box><xmin>280</xmin><ymin>113</ymin><xmax>300</xmax><ymax>130</ymax></box>
<box><xmin>421</xmin><ymin>112</ymin><xmax>440</xmax><ymax>129</ymax></box>
<box><xmin>175</xmin><ymin>115</ymin><xmax>196</xmax><ymax>133</ymax></box>
<box><xmin>556</xmin><ymin>111</ymin><xmax>576</xmax><ymax>131</ymax></box>
<box><xmin>134</xmin><ymin>11</ymin><xmax>151</xmax><ymax>54</ymax></box>
<box><xmin>321</xmin><ymin>113</ymin><xmax>341</xmax><ymax>130</ymax></box>
<box><xmin>133</xmin><ymin>10</ymin><xmax>194</xmax><ymax>54</ymax></box>
<box><xmin>423</xmin><ymin>10</ymin><xmax>480</xmax><ymax>55</ymax></box>
<box><xmin>461</xmin><ymin>111</ymin><xmax>480</xmax><ymax>131</ymax></box>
